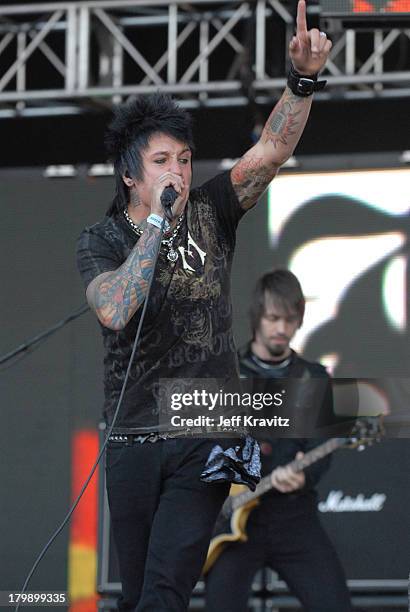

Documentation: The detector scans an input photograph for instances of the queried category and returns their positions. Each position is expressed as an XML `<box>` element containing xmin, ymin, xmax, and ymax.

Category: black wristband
<box><xmin>287</xmin><ymin>65</ymin><xmax>327</xmax><ymax>97</ymax></box>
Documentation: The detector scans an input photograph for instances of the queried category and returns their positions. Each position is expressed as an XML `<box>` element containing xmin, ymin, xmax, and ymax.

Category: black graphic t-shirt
<box><xmin>77</xmin><ymin>171</ymin><xmax>245</xmax><ymax>431</ymax></box>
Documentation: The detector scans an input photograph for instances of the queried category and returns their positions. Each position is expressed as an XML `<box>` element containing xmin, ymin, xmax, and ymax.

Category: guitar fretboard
<box><xmin>231</xmin><ymin>437</ymin><xmax>345</xmax><ymax>510</ymax></box>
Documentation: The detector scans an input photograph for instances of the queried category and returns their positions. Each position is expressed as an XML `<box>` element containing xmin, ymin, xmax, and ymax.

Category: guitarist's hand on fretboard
<box><xmin>271</xmin><ymin>451</ymin><xmax>306</xmax><ymax>493</ymax></box>
<box><xmin>204</xmin><ymin>419</ymin><xmax>383</xmax><ymax>576</ymax></box>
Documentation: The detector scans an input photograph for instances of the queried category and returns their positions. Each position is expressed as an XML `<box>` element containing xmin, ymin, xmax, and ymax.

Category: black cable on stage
<box><xmin>0</xmin><ymin>303</ymin><xmax>90</xmax><ymax>369</ymax></box>
<box><xmin>15</xmin><ymin>218</ymin><xmax>167</xmax><ymax>612</ymax></box>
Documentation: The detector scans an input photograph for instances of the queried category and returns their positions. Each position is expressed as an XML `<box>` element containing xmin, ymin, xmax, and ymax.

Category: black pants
<box><xmin>105</xmin><ymin>438</ymin><xmax>230</xmax><ymax>612</ymax></box>
<box><xmin>205</xmin><ymin>497</ymin><xmax>352</xmax><ymax>612</ymax></box>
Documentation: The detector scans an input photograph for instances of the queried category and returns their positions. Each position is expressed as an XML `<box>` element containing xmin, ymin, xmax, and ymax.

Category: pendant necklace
<box><xmin>123</xmin><ymin>208</ymin><xmax>184</xmax><ymax>262</ymax></box>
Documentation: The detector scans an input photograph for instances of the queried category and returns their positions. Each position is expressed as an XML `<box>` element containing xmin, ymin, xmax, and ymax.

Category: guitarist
<box><xmin>205</xmin><ymin>270</ymin><xmax>352</xmax><ymax>612</ymax></box>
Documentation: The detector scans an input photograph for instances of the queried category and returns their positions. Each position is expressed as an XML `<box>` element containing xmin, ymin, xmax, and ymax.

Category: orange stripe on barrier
<box><xmin>68</xmin><ymin>429</ymin><xmax>100</xmax><ymax>606</ymax></box>
<box><xmin>70</xmin><ymin>430</ymin><xmax>99</xmax><ymax>547</ymax></box>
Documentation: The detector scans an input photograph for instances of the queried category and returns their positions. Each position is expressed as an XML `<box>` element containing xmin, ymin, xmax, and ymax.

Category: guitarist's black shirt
<box><xmin>238</xmin><ymin>346</ymin><xmax>332</xmax><ymax>511</ymax></box>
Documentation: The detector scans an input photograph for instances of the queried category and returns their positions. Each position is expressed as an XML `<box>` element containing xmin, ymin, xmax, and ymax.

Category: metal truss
<box><xmin>0</xmin><ymin>0</ymin><xmax>409</xmax><ymax>116</ymax></box>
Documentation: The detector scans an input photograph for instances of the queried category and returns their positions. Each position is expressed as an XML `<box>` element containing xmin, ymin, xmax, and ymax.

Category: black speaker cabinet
<box><xmin>98</xmin><ymin>439</ymin><xmax>410</xmax><ymax>596</ymax></box>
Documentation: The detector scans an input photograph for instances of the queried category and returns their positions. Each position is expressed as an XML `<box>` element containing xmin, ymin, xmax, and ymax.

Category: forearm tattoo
<box><xmin>88</xmin><ymin>222</ymin><xmax>160</xmax><ymax>330</ymax></box>
<box><xmin>231</xmin><ymin>87</ymin><xmax>310</xmax><ymax>210</ymax></box>
<box><xmin>261</xmin><ymin>87</ymin><xmax>305</xmax><ymax>149</ymax></box>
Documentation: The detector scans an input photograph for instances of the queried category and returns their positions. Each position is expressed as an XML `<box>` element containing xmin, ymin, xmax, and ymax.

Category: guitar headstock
<box><xmin>343</xmin><ymin>416</ymin><xmax>384</xmax><ymax>450</ymax></box>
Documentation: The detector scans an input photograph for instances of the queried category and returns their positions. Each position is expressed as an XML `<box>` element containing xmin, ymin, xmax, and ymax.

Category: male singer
<box><xmin>76</xmin><ymin>2</ymin><xmax>332</xmax><ymax>609</ymax></box>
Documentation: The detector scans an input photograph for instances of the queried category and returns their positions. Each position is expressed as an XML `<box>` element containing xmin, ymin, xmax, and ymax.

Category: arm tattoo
<box><xmin>231</xmin><ymin>87</ymin><xmax>310</xmax><ymax>210</ymax></box>
<box><xmin>231</xmin><ymin>155</ymin><xmax>274</xmax><ymax>211</ymax></box>
<box><xmin>87</xmin><ymin>222</ymin><xmax>160</xmax><ymax>330</ymax></box>
<box><xmin>261</xmin><ymin>87</ymin><xmax>305</xmax><ymax>149</ymax></box>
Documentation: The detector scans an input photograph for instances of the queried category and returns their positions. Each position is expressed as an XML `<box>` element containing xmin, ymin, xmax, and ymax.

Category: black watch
<box><xmin>287</xmin><ymin>65</ymin><xmax>327</xmax><ymax>97</ymax></box>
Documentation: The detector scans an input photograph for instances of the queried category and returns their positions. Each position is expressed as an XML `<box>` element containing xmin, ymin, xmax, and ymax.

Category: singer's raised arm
<box><xmin>230</xmin><ymin>0</ymin><xmax>332</xmax><ymax>211</ymax></box>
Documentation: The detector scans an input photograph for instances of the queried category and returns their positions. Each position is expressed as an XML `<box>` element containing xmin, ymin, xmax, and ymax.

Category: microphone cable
<box><xmin>15</xmin><ymin>216</ymin><xmax>168</xmax><ymax>612</ymax></box>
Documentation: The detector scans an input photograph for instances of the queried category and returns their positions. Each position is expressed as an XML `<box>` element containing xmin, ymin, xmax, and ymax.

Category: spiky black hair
<box><xmin>105</xmin><ymin>93</ymin><xmax>195</xmax><ymax>216</ymax></box>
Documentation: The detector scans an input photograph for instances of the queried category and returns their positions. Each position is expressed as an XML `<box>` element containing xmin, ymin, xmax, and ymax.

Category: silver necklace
<box><xmin>123</xmin><ymin>208</ymin><xmax>184</xmax><ymax>262</ymax></box>
<box><xmin>251</xmin><ymin>353</ymin><xmax>292</xmax><ymax>370</ymax></box>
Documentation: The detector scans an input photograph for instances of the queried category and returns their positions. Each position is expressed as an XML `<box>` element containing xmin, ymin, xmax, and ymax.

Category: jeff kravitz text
<box><xmin>170</xmin><ymin>414</ymin><xmax>290</xmax><ymax>428</ymax></box>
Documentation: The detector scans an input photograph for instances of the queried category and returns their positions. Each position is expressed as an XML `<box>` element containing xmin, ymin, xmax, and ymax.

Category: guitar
<box><xmin>203</xmin><ymin>417</ymin><xmax>383</xmax><ymax>575</ymax></box>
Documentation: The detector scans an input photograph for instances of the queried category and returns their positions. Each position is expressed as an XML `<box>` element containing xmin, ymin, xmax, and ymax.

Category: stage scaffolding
<box><xmin>0</xmin><ymin>0</ymin><xmax>409</xmax><ymax>116</ymax></box>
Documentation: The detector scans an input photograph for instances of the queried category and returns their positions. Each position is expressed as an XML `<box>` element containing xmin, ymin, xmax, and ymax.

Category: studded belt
<box><xmin>108</xmin><ymin>432</ymin><xmax>170</xmax><ymax>445</ymax></box>
<box><xmin>108</xmin><ymin>428</ymin><xmax>212</xmax><ymax>445</ymax></box>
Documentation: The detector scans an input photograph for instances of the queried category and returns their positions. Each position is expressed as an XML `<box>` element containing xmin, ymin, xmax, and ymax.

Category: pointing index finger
<box><xmin>296</xmin><ymin>0</ymin><xmax>308</xmax><ymax>37</ymax></box>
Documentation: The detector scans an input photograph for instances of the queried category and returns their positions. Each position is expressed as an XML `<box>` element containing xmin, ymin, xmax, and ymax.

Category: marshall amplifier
<box><xmin>316</xmin><ymin>438</ymin><xmax>410</xmax><ymax>590</ymax></box>
<box><xmin>97</xmin><ymin>439</ymin><xmax>410</xmax><ymax>599</ymax></box>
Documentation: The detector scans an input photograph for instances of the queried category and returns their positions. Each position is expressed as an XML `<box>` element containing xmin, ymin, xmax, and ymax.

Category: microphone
<box><xmin>160</xmin><ymin>186</ymin><xmax>178</xmax><ymax>222</ymax></box>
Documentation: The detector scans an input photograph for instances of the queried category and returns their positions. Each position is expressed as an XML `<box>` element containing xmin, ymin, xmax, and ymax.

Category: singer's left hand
<box><xmin>289</xmin><ymin>0</ymin><xmax>332</xmax><ymax>75</ymax></box>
